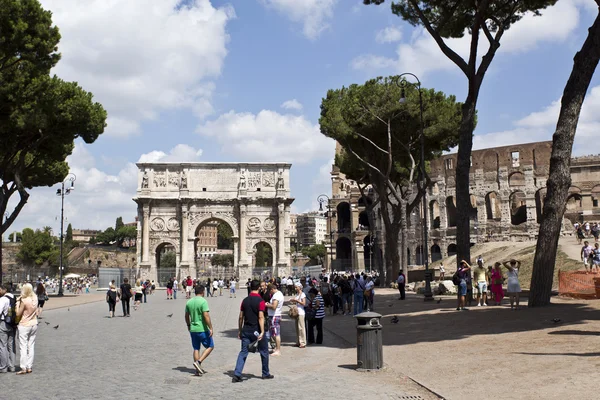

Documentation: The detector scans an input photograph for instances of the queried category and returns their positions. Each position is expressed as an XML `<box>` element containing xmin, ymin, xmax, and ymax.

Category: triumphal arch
<box><xmin>133</xmin><ymin>163</ymin><xmax>294</xmax><ymax>284</ymax></box>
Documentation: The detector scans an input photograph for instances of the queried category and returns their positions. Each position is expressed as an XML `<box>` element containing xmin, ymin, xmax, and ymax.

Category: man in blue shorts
<box><xmin>185</xmin><ymin>285</ymin><xmax>214</xmax><ymax>375</ymax></box>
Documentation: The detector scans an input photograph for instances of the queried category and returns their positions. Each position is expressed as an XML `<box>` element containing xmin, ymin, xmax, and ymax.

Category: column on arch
<box><xmin>238</xmin><ymin>203</ymin><xmax>248</xmax><ymax>265</ymax></box>
<box><xmin>277</xmin><ymin>201</ymin><xmax>286</xmax><ymax>265</ymax></box>
<box><xmin>142</xmin><ymin>203</ymin><xmax>150</xmax><ymax>263</ymax></box>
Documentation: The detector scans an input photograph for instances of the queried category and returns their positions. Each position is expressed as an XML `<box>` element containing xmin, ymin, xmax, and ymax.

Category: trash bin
<box><xmin>354</xmin><ymin>311</ymin><xmax>383</xmax><ymax>371</ymax></box>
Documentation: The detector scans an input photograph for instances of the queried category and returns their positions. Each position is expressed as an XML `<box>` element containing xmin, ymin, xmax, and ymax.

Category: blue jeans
<box><xmin>143</xmin><ymin>292</ymin><xmax>147</xmax><ymax>303</ymax></box>
<box><xmin>354</xmin><ymin>291</ymin><xmax>364</xmax><ymax>315</ymax></box>
<box><xmin>173</xmin><ymin>290</ymin><xmax>177</xmax><ymax>299</ymax></box>
<box><xmin>234</xmin><ymin>330</ymin><xmax>269</xmax><ymax>377</ymax></box>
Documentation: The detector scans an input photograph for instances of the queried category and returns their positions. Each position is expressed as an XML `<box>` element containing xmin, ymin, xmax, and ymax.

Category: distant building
<box><xmin>72</xmin><ymin>229</ymin><xmax>102</xmax><ymax>243</ymax></box>
<box><xmin>195</xmin><ymin>221</ymin><xmax>218</xmax><ymax>257</ymax></box>
<box><xmin>289</xmin><ymin>214</ymin><xmax>298</xmax><ymax>249</ymax></box>
<box><xmin>296</xmin><ymin>212</ymin><xmax>327</xmax><ymax>248</ymax></box>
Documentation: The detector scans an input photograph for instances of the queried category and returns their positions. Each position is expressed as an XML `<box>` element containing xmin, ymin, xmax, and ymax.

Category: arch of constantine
<box><xmin>133</xmin><ymin>163</ymin><xmax>294</xmax><ymax>284</ymax></box>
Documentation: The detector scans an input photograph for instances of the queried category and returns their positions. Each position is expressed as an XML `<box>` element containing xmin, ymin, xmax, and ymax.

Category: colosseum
<box><xmin>325</xmin><ymin>141</ymin><xmax>600</xmax><ymax>271</ymax></box>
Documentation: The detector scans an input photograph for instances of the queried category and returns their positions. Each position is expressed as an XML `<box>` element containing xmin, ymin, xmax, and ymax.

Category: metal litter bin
<box><xmin>354</xmin><ymin>311</ymin><xmax>383</xmax><ymax>371</ymax></box>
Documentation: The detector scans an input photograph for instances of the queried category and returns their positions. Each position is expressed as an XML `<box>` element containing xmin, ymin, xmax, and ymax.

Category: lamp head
<box><xmin>56</xmin><ymin>189</ymin><xmax>61</xmax><ymax>196</ymax></box>
<box><xmin>399</xmin><ymin>87</ymin><xmax>406</xmax><ymax>104</ymax></box>
<box><xmin>319</xmin><ymin>202</ymin><xmax>323</xmax><ymax>212</ymax></box>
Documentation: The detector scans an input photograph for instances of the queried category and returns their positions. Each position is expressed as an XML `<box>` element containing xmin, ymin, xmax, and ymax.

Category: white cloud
<box><xmin>196</xmin><ymin>110</ymin><xmax>335</xmax><ymax>163</ymax></box>
<box><xmin>281</xmin><ymin>99</ymin><xmax>303</xmax><ymax>111</ymax></box>
<box><xmin>137</xmin><ymin>144</ymin><xmax>203</xmax><ymax>163</ymax></box>
<box><xmin>351</xmin><ymin>0</ymin><xmax>583</xmax><ymax>77</ymax></box>
<box><xmin>40</xmin><ymin>0</ymin><xmax>235</xmax><ymax>138</ymax></box>
<box><xmin>471</xmin><ymin>85</ymin><xmax>600</xmax><ymax>156</ymax></box>
<box><xmin>260</xmin><ymin>0</ymin><xmax>337</xmax><ymax>40</ymax></box>
<box><xmin>375</xmin><ymin>26</ymin><xmax>403</xmax><ymax>44</ymax></box>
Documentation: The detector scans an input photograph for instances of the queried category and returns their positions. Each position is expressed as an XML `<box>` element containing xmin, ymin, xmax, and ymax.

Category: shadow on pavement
<box><xmin>516</xmin><ymin>351</ymin><xmax>600</xmax><ymax>357</ymax></box>
<box><xmin>548</xmin><ymin>329</ymin><xmax>600</xmax><ymax>336</ymax></box>
<box><xmin>222</xmin><ymin>370</ymin><xmax>261</xmax><ymax>380</ymax></box>
<box><xmin>297</xmin><ymin>291</ymin><xmax>600</xmax><ymax>350</ymax></box>
<box><xmin>172</xmin><ymin>366</ymin><xmax>196</xmax><ymax>374</ymax></box>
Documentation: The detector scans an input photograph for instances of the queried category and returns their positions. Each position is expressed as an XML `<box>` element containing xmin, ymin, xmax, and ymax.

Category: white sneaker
<box><xmin>483</xmin><ymin>303</ymin><xmax>488</xmax><ymax>306</ymax></box>
<box><xmin>477</xmin><ymin>304</ymin><xmax>482</xmax><ymax>307</ymax></box>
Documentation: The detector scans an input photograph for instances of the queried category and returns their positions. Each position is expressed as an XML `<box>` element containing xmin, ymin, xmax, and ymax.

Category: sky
<box><xmin>6</xmin><ymin>0</ymin><xmax>600</xmax><ymax>236</ymax></box>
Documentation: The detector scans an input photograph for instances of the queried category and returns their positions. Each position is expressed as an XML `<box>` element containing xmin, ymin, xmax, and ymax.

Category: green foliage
<box><xmin>210</xmin><ymin>253</ymin><xmax>234</xmax><ymax>268</ymax></box>
<box><xmin>95</xmin><ymin>227</ymin><xmax>116</xmax><ymax>245</ymax></box>
<box><xmin>0</xmin><ymin>0</ymin><xmax>107</xmax><ymax>236</ymax></box>
<box><xmin>159</xmin><ymin>251</ymin><xmax>176</xmax><ymax>269</ymax></box>
<box><xmin>8</xmin><ymin>231</ymin><xmax>22</xmax><ymax>242</ymax></box>
<box><xmin>363</xmin><ymin>0</ymin><xmax>557</xmax><ymax>39</ymax></box>
<box><xmin>115</xmin><ymin>217</ymin><xmax>124</xmax><ymax>232</ymax></box>
<box><xmin>65</xmin><ymin>223</ymin><xmax>73</xmax><ymax>242</ymax></box>
<box><xmin>254</xmin><ymin>242</ymin><xmax>273</xmax><ymax>268</ymax></box>
<box><xmin>301</xmin><ymin>244</ymin><xmax>326</xmax><ymax>264</ymax></box>
<box><xmin>17</xmin><ymin>227</ymin><xmax>58</xmax><ymax>267</ymax></box>
<box><xmin>116</xmin><ymin>225</ymin><xmax>137</xmax><ymax>247</ymax></box>
<box><xmin>320</xmin><ymin>76</ymin><xmax>462</xmax><ymax>187</ymax></box>
<box><xmin>217</xmin><ymin>222</ymin><xmax>234</xmax><ymax>250</ymax></box>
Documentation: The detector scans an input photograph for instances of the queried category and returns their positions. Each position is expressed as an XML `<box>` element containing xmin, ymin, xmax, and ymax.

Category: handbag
<box><xmin>288</xmin><ymin>306</ymin><xmax>299</xmax><ymax>319</ymax></box>
<box><xmin>305</xmin><ymin>308</ymin><xmax>317</xmax><ymax>320</ymax></box>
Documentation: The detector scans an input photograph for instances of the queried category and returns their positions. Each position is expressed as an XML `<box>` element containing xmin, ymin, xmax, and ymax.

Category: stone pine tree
<box><xmin>0</xmin><ymin>0</ymin><xmax>107</xmax><ymax>283</ymax></box>
<box><xmin>320</xmin><ymin>76</ymin><xmax>462</xmax><ymax>283</ymax></box>
<box><xmin>364</xmin><ymin>0</ymin><xmax>557</xmax><ymax>268</ymax></box>
<box><xmin>530</xmin><ymin>2</ymin><xmax>600</xmax><ymax>306</ymax></box>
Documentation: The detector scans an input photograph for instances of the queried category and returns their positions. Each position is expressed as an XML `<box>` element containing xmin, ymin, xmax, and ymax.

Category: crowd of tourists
<box><xmin>574</xmin><ymin>221</ymin><xmax>599</xmax><ymax>244</ymax></box>
<box><xmin>181</xmin><ymin>270</ymin><xmax>377</xmax><ymax>382</ymax></box>
<box><xmin>448</xmin><ymin>255</ymin><xmax>523</xmax><ymax>311</ymax></box>
<box><xmin>0</xmin><ymin>282</ymin><xmax>47</xmax><ymax>374</ymax></box>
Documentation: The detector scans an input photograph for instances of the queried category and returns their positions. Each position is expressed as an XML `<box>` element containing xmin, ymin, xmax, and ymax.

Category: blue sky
<box><xmin>7</xmin><ymin>0</ymin><xmax>600</xmax><ymax>236</ymax></box>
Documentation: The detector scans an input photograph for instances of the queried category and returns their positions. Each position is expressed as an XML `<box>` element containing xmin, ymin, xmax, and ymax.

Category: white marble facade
<box><xmin>134</xmin><ymin>163</ymin><xmax>294</xmax><ymax>282</ymax></box>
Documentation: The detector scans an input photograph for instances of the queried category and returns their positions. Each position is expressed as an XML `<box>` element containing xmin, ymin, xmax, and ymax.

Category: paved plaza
<box><xmin>3</xmin><ymin>291</ymin><xmax>437</xmax><ymax>400</ymax></box>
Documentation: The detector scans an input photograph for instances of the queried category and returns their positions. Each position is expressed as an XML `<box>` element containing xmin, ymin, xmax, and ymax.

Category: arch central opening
<box><xmin>194</xmin><ymin>218</ymin><xmax>235</xmax><ymax>278</ymax></box>
<box><xmin>156</xmin><ymin>243</ymin><xmax>176</xmax><ymax>286</ymax></box>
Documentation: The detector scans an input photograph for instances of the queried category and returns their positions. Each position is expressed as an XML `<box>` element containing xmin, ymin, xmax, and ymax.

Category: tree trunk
<box><xmin>0</xmin><ymin>241</ymin><xmax>3</xmax><ymax>285</ymax></box>
<box><xmin>455</xmin><ymin>99</ymin><xmax>478</xmax><ymax>267</ymax></box>
<box><xmin>400</xmin><ymin>197</ymin><xmax>408</xmax><ymax>277</ymax></box>
<box><xmin>379</xmin><ymin>197</ymin><xmax>401</xmax><ymax>285</ymax></box>
<box><xmin>529</xmin><ymin>9</ymin><xmax>600</xmax><ymax>307</ymax></box>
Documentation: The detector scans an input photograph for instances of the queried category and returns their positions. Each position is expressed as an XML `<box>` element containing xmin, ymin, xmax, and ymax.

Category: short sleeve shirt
<box><xmin>185</xmin><ymin>296</ymin><xmax>210</xmax><ymax>333</ymax></box>
<box><xmin>473</xmin><ymin>267</ymin><xmax>487</xmax><ymax>282</ymax></box>
<box><xmin>268</xmin><ymin>290</ymin><xmax>285</xmax><ymax>317</ymax></box>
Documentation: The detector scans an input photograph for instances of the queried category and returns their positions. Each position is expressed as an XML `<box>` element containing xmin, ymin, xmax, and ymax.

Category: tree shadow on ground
<box><xmin>297</xmin><ymin>291</ymin><xmax>600</xmax><ymax>350</ymax></box>
<box><xmin>547</xmin><ymin>330</ymin><xmax>600</xmax><ymax>336</ymax></box>
<box><xmin>516</xmin><ymin>352</ymin><xmax>600</xmax><ymax>357</ymax></box>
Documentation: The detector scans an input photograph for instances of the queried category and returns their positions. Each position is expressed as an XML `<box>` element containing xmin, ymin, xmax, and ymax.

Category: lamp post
<box><xmin>397</xmin><ymin>73</ymin><xmax>433</xmax><ymax>301</ymax></box>
<box><xmin>0</xmin><ymin>212</ymin><xmax>8</xmax><ymax>285</ymax></box>
<box><xmin>317</xmin><ymin>194</ymin><xmax>333</xmax><ymax>273</ymax></box>
<box><xmin>56</xmin><ymin>173</ymin><xmax>76</xmax><ymax>296</ymax></box>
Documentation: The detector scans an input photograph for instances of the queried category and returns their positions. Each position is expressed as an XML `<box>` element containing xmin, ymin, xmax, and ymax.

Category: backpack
<box><xmin>452</xmin><ymin>271</ymin><xmax>461</xmax><ymax>286</ymax></box>
<box><xmin>3</xmin><ymin>295</ymin><xmax>18</xmax><ymax>328</ymax></box>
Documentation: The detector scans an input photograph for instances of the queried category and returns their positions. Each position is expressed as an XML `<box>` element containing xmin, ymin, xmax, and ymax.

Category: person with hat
<box><xmin>289</xmin><ymin>282</ymin><xmax>307</xmax><ymax>348</ymax></box>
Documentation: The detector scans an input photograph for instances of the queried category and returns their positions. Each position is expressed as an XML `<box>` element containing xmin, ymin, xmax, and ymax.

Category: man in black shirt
<box><xmin>232</xmin><ymin>280</ymin><xmax>273</xmax><ymax>382</ymax></box>
<box><xmin>119</xmin><ymin>278</ymin><xmax>132</xmax><ymax>317</ymax></box>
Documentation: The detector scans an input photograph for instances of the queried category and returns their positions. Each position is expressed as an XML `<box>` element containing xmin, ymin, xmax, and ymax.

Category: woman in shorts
<box><xmin>593</xmin><ymin>243</ymin><xmax>600</xmax><ymax>273</ymax></box>
<box><xmin>35</xmin><ymin>283</ymin><xmax>47</xmax><ymax>319</ymax></box>
<box><xmin>503</xmin><ymin>259</ymin><xmax>521</xmax><ymax>310</ymax></box>
<box><xmin>133</xmin><ymin>280</ymin><xmax>143</xmax><ymax>310</ymax></box>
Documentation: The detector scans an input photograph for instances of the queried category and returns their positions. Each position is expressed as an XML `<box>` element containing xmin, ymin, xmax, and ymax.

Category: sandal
<box><xmin>26</xmin><ymin>369</ymin><xmax>32</xmax><ymax>373</ymax></box>
<box><xmin>16</xmin><ymin>371</ymin><xmax>27</xmax><ymax>375</ymax></box>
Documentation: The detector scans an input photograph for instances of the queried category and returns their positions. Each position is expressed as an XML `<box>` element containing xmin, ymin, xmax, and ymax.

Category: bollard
<box><xmin>354</xmin><ymin>311</ymin><xmax>383</xmax><ymax>371</ymax></box>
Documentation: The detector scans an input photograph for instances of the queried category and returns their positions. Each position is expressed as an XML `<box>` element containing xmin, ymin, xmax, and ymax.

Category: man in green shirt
<box><xmin>185</xmin><ymin>285</ymin><xmax>214</xmax><ymax>375</ymax></box>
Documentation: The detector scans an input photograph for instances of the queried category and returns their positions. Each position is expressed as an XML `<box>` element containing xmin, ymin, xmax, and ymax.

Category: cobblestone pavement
<box><xmin>3</xmin><ymin>291</ymin><xmax>439</xmax><ymax>400</ymax></box>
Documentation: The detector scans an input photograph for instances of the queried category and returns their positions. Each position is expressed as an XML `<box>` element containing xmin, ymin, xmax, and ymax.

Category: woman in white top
<box><xmin>289</xmin><ymin>282</ymin><xmax>307</xmax><ymax>348</ymax></box>
<box><xmin>16</xmin><ymin>283</ymin><xmax>38</xmax><ymax>374</ymax></box>
<box><xmin>503</xmin><ymin>259</ymin><xmax>521</xmax><ymax>310</ymax></box>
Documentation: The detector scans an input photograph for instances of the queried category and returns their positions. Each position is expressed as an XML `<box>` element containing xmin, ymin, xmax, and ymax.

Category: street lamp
<box><xmin>0</xmin><ymin>212</ymin><xmax>8</xmax><ymax>285</ymax></box>
<box><xmin>56</xmin><ymin>173</ymin><xmax>76</xmax><ymax>297</ymax></box>
<box><xmin>317</xmin><ymin>194</ymin><xmax>334</xmax><ymax>273</ymax></box>
<box><xmin>397</xmin><ymin>73</ymin><xmax>433</xmax><ymax>301</ymax></box>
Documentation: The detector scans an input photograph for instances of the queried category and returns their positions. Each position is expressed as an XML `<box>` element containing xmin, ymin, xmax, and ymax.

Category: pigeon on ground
<box><xmin>53</xmin><ymin>325</ymin><xmax>59</xmax><ymax>329</ymax></box>
<box><xmin>167</xmin><ymin>313</ymin><xmax>173</xmax><ymax>318</ymax></box>
<box><xmin>551</xmin><ymin>318</ymin><xmax>562</xmax><ymax>324</ymax></box>
<box><xmin>391</xmin><ymin>316</ymin><xmax>399</xmax><ymax>324</ymax></box>
<box><xmin>437</xmin><ymin>299</ymin><xmax>442</xmax><ymax>304</ymax></box>
<box><xmin>68</xmin><ymin>308</ymin><xmax>70</xmax><ymax>311</ymax></box>
<box><xmin>44</xmin><ymin>321</ymin><xmax>50</xmax><ymax>325</ymax></box>
<box><xmin>388</xmin><ymin>304</ymin><xmax>393</xmax><ymax>307</ymax></box>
